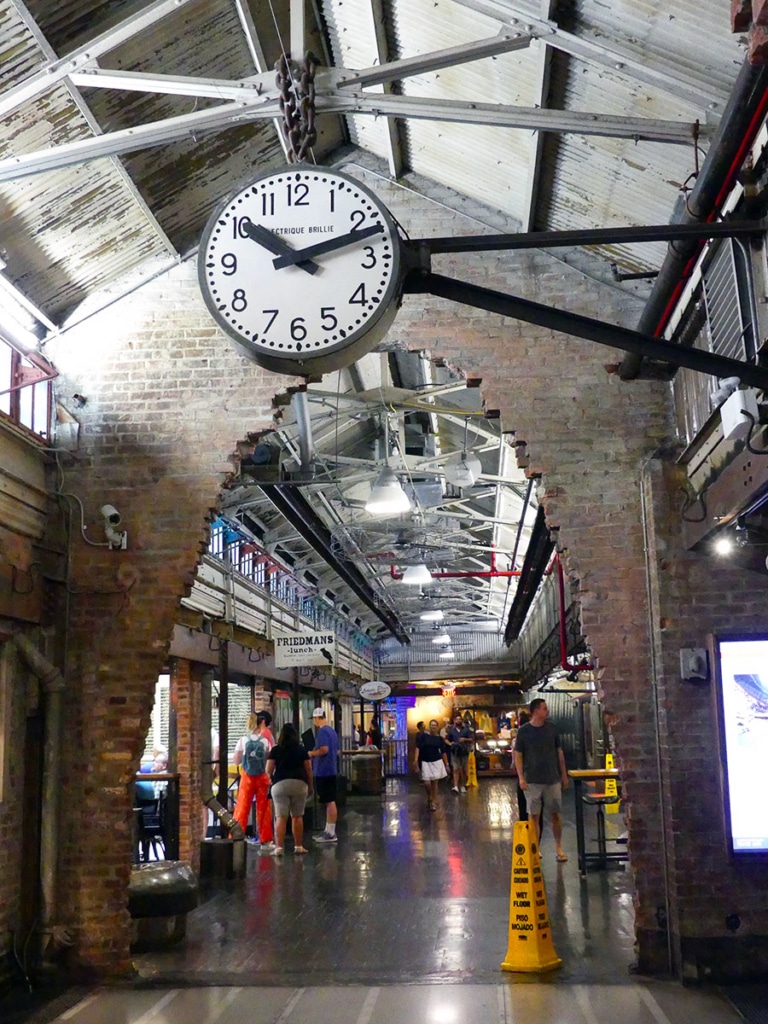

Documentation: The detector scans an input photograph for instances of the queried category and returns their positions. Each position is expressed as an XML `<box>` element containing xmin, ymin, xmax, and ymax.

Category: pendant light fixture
<box><xmin>401</xmin><ymin>563</ymin><xmax>432</xmax><ymax>586</ymax></box>
<box><xmin>419</xmin><ymin>608</ymin><xmax>444</xmax><ymax>622</ymax></box>
<box><xmin>443</xmin><ymin>416</ymin><xmax>481</xmax><ymax>488</ymax></box>
<box><xmin>365</xmin><ymin>466</ymin><xmax>411</xmax><ymax>515</ymax></box>
<box><xmin>365</xmin><ymin>412</ymin><xmax>411</xmax><ymax>515</ymax></box>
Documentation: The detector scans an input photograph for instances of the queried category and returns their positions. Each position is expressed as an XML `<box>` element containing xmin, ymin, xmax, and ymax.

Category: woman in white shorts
<box><xmin>413</xmin><ymin>719</ymin><xmax>450</xmax><ymax>810</ymax></box>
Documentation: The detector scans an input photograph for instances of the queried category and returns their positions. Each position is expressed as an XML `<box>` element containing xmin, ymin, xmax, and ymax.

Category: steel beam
<box><xmin>445</xmin><ymin>0</ymin><xmax>725</xmax><ymax>111</ymax></box>
<box><xmin>320</xmin><ymin>94</ymin><xmax>704</xmax><ymax>143</ymax></box>
<box><xmin>337</xmin><ymin>28</ymin><xmax>533</xmax><ymax>89</ymax></box>
<box><xmin>404</xmin><ymin>271</ymin><xmax>768</xmax><ymax>391</ymax></box>
<box><xmin>409</xmin><ymin>220</ymin><xmax>767</xmax><ymax>255</ymax></box>
<box><xmin>0</xmin><ymin>100</ymin><xmax>280</xmax><ymax>181</ymax></box>
<box><xmin>0</xmin><ymin>0</ymin><xmax>199</xmax><ymax>120</ymax></box>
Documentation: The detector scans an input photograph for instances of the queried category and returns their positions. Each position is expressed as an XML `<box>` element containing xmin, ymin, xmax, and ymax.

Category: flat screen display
<box><xmin>716</xmin><ymin>636</ymin><xmax>768</xmax><ymax>854</ymax></box>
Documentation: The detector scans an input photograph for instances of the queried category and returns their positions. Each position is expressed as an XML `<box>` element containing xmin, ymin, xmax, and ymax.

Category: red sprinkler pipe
<box><xmin>554</xmin><ymin>553</ymin><xmax>594</xmax><ymax>673</ymax></box>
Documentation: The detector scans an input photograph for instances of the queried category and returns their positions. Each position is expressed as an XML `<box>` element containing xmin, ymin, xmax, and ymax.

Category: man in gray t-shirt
<box><xmin>514</xmin><ymin>698</ymin><xmax>569</xmax><ymax>862</ymax></box>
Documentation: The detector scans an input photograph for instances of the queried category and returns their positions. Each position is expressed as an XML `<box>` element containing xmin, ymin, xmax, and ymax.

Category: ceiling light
<box><xmin>420</xmin><ymin>608</ymin><xmax>444</xmax><ymax>622</ymax></box>
<box><xmin>444</xmin><ymin>451</ymin><xmax>482</xmax><ymax>488</ymax></box>
<box><xmin>432</xmin><ymin>632</ymin><xmax>451</xmax><ymax>644</ymax></box>
<box><xmin>439</xmin><ymin>650</ymin><xmax>455</xmax><ymax>659</ymax></box>
<box><xmin>714</xmin><ymin>536</ymin><xmax>734</xmax><ymax>556</ymax></box>
<box><xmin>365</xmin><ymin>467</ymin><xmax>411</xmax><ymax>515</ymax></box>
<box><xmin>401</xmin><ymin>563</ymin><xmax>432</xmax><ymax>586</ymax></box>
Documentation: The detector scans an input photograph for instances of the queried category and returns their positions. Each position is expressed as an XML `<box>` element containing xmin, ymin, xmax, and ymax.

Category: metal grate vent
<box><xmin>702</xmin><ymin>238</ymin><xmax>756</xmax><ymax>364</ymax></box>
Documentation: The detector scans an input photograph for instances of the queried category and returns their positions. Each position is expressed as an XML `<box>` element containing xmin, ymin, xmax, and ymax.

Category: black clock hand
<box><xmin>242</xmin><ymin>222</ymin><xmax>319</xmax><ymax>275</ymax></box>
<box><xmin>272</xmin><ymin>224</ymin><xmax>385</xmax><ymax>269</ymax></box>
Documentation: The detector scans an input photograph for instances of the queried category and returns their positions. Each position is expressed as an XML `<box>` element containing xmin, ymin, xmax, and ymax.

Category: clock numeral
<box><xmin>361</xmin><ymin>246</ymin><xmax>376</xmax><ymax>270</ymax></box>
<box><xmin>349</xmin><ymin>283</ymin><xmax>367</xmax><ymax>305</ymax></box>
<box><xmin>321</xmin><ymin>307</ymin><xmax>338</xmax><ymax>331</ymax></box>
<box><xmin>263</xmin><ymin>310</ymin><xmax>278</xmax><ymax>334</ymax></box>
<box><xmin>290</xmin><ymin>317</ymin><xmax>308</xmax><ymax>341</ymax></box>
<box><xmin>350</xmin><ymin>209</ymin><xmax>366</xmax><ymax>230</ymax></box>
<box><xmin>233</xmin><ymin>216</ymin><xmax>253</xmax><ymax>239</ymax></box>
<box><xmin>329</xmin><ymin>190</ymin><xmax>336</xmax><ymax>213</ymax></box>
<box><xmin>221</xmin><ymin>253</ymin><xmax>237</xmax><ymax>276</ymax></box>
<box><xmin>262</xmin><ymin>193</ymin><xmax>275</xmax><ymax>217</ymax></box>
<box><xmin>231</xmin><ymin>289</ymin><xmax>248</xmax><ymax>312</ymax></box>
<box><xmin>287</xmin><ymin>182</ymin><xmax>310</xmax><ymax>207</ymax></box>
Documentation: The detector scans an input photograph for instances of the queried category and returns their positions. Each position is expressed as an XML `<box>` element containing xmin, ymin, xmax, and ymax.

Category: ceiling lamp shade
<box><xmin>432</xmin><ymin>633</ymin><xmax>451</xmax><ymax>644</ymax></box>
<box><xmin>401</xmin><ymin>563</ymin><xmax>433</xmax><ymax>586</ymax></box>
<box><xmin>439</xmin><ymin>650</ymin><xmax>456</xmax><ymax>659</ymax></box>
<box><xmin>365</xmin><ymin>467</ymin><xmax>411</xmax><ymax>515</ymax></box>
<box><xmin>444</xmin><ymin>452</ymin><xmax>482</xmax><ymax>488</ymax></box>
<box><xmin>419</xmin><ymin>608</ymin><xmax>444</xmax><ymax>622</ymax></box>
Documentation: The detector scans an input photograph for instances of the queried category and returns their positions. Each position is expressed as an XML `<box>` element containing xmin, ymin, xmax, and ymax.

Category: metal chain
<box><xmin>276</xmin><ymin>52</ymin><xmax>318</xmax><ymax>163</ymax></box>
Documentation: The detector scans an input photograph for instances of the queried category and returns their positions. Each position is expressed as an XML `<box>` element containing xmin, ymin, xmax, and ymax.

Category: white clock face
<box><xmin>199</xmin><ymin>166</ymin><xmax>402</xmax><ymax>375</ymax></box>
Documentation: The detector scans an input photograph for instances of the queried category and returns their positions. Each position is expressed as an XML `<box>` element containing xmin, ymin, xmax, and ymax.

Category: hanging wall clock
<box><xmin>198</xmin><ymin>165</ymin><xmax>403</xmax><ymax>376</ymax></box>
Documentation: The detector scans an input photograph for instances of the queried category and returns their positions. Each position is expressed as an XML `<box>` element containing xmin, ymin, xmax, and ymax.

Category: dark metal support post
<box><xmin>409</xmin><ymin>219</ymin><xmax>766</xmax><ymax>256</ymax></box>
<box><xmin>217</xmin><ymin>642</ymin><xmax>229</xmax><ymax>811</ymax></box>
<box><xmin>293</xmin><ymin>669</ymin><xmax>300</xmax><ymax>729</ymax></box>
<box><xmin>404</xmin><ymin>271</ymin><xmax>768</xmax><ymax>390</ymax></box>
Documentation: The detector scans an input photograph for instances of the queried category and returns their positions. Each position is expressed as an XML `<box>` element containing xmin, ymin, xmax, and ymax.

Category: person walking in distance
<box><xmin>513</xmin><ymin>698</ymin><xmax>569</xmax><ymax>862</ymax></box>
<box><xmin>232</xmin><ymin>711</ymin><xmax>274</xmax><ymax>847</ymax></box>
<box><xmin>308</xmin><ymin>707</ymin><xmax>340</xmax><ymax>843</ymax></box>
<box><xmin>446</xmin><ymin>712</ymin><xmax>473</xmax><ymax>793</ymax></box>
<box><xmin>413</xmin><ymin>719</ymin><xmax>450</xmax><ymax>811</ymax></box>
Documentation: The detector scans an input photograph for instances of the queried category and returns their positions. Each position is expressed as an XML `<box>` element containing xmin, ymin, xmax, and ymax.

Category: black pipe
<box><xmin>408</xmin><ymin>220</ymin><xmax>766</xmax><ymax>255</ymax></box>
<box><xmin>261</xmin><ymin>484</ymin><xmax>410</xmax><ymax>644</ymax></box>
<box><xmin>620</xmin><ymin>58</ymin><xmax>768</xmax><ymax>380</ymax></box>
<box><xmin>403</xmin><ymin>271</ymin><xmax>768</xmax><ymax>390</ymax></box>
<box><xmin>504</xmin><ymin>506</ymin><xmax>555</xmax><ymax>645</ymax></box>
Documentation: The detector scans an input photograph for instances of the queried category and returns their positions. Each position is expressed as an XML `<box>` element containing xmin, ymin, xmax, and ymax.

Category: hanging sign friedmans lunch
<box><xmin>274</xmin><ymin>632</ymin><xmax>336</xmax><ymax>668</ymax></box>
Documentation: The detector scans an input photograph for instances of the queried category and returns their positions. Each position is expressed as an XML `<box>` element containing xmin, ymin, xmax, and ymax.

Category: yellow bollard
<box><xmin>466</xmin><ymin>750</ymin><xmax>478</xmax><ymax>788</ymax></box>
<box><xmin>604</xmin><ymin>753</ymin><xmax>620</xmax><ymax>813</ymax></box>
<box><xmin>501</xmin><ymin>820</ymin><xmax>562</xmax><ymax>973</ymax></box>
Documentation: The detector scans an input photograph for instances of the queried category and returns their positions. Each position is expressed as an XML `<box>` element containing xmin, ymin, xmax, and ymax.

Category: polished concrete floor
<box><xmin>8</xmin><ymin>777</ymin><xmax>765</xmax><ymax>1023</ymax></box>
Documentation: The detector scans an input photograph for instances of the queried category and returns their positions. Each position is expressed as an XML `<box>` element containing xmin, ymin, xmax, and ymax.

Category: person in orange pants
<box><xmin>233</xmin><ymin>711</ymin><xmax>274</xmax><ymax>845</ymax></box>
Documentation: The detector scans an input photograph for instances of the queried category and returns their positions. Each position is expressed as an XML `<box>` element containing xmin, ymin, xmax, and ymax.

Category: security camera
<box><xmin>100</xmin><ymin>505</ymin><xmax>127</xmax><ymax>549</ymax></box>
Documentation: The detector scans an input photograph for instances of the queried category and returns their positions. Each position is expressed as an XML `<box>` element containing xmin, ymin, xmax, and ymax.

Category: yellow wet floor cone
<box><xmin>604</xmin><ymin>753</ymin><xmax>620</xmax><ymax>813</ymax></box>
<box><xmin>466</xmin><ymin>750</ymin><xmax>478</xmax><ymax>787</ymax></box>
<box><xmin>501</xmin><ymin>819</ymin><xmax>562</xmax><ymax>973</ymax></box>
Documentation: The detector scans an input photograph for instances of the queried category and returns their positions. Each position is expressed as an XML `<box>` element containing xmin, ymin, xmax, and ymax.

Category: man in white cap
<box><xmin>308</xmin><ymin>707</ymin><xmax>340</xmax><ymax>843</ymax></box>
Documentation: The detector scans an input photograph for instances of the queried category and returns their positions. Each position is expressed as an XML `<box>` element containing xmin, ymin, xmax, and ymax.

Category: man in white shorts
<box><xmin>514</xmin><ymin>698</ymin><xmax>569</xmax><ymax>862</ymax></box>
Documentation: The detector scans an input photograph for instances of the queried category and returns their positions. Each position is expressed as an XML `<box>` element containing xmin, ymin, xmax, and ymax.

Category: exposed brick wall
<box><xmin>37</xmin><ymin>160</ymin><xmax>767</xmax><ymax>980</ymax></box>
<box><xmin>643</xmin><ymin>459</ymin><xmax>768</xmax><ymax>980</ymax></box>
<box><xmin>44</xmin><ymin>267</ymin><xmax>299</xmax><ymax>975</ymax></box>
<box><xmin>171</xmin><ymin>657</ymin><xmax>204</xmax><ymax>868</ymax></box>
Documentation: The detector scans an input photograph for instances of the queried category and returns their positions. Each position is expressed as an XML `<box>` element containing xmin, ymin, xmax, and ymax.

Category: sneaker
<box><xmin>452</xmin><ymin>786</ymin><xmax>459</xmax><ymax>793</ymax></box>
<box><xmin>244</xmin><ymin>837</ymin><xmax>260</xmax><ymax>845</ymax></box>
<box><xmin>272</xmin><ymin>847</ymin><xmax>284</xmax><ymax>857</ymax></box>
<box><xmin>314</xmin><ymin>831</ymin><xmax>338</xmax><ymax>844</ymax></box>
<box><xmin>460</xmin><ymin>786</ymin><xmax>467</xmax><ymax>793</ymax></box>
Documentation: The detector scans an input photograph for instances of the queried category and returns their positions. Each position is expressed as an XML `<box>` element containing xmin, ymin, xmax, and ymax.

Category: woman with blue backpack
<box><xmin>232</xmin><ymin>711</ymin><xmax>275</xmax><ymax>846</ymax></box>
